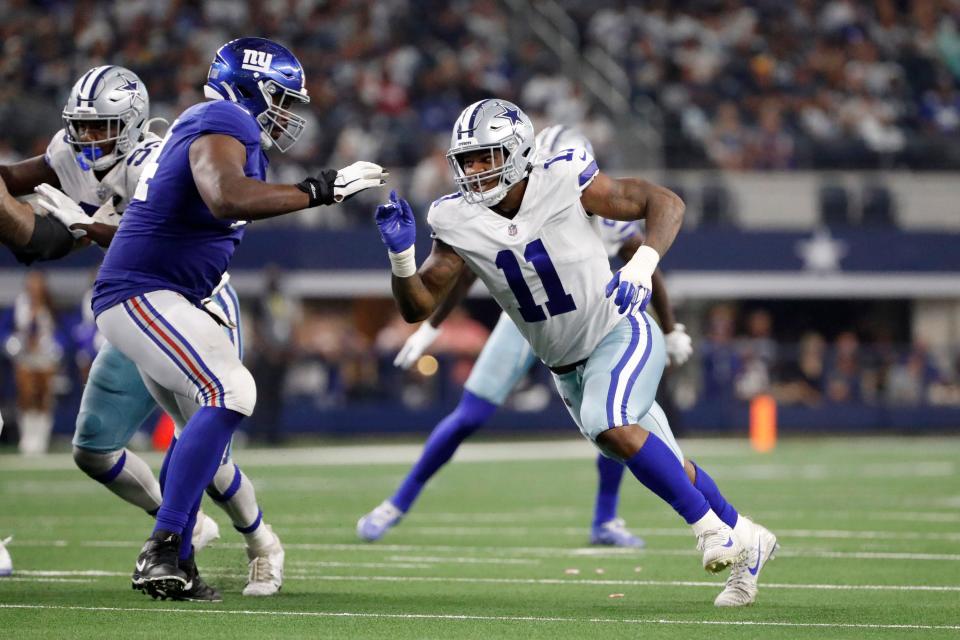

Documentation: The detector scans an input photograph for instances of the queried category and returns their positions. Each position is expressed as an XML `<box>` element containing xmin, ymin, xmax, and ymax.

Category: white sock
<box><xmin>691</xmin><ymin>509</ymin><xmax>726</xmax><ymax>536</ymax></box>
<box><xmin>208</xmin><ymin>462</ymin><xmax>274</xmax><ymax>551</ymax></box>
<box><xmin>18</xmin><ymin>411</ymin><xmax>49</xmax><ymax>455</ymax></box>
<box><xmin>732</xmin><ymin>514</ymin><xmax>755</xmax><ymax>547</ymax></box>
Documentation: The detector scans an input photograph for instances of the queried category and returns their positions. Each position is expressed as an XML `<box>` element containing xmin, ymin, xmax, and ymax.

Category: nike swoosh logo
<box><xmin>580</xmin><ymin>150</ymin><xmax>587</xmax><ymax>160</ymax></box>
<box><xmin>748</xmin><ymin>540</ymin><xmax>763</xmax><ymax>575</ymax></box>
<box><xmin>721</xmin><ymin>537</ymin><xmax>734</xmax><ymax>548</ymax></box>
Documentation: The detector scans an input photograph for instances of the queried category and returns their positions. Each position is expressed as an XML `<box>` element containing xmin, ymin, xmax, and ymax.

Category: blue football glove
<box><xmin>375</xmin><ymin>190</ymin><xmax>417</xmax><ymax>254</ymax></box>
<box><xmin>605</xmin><ymin>270</ymin><xmax>652</xmax><ymax>315</ymax></box>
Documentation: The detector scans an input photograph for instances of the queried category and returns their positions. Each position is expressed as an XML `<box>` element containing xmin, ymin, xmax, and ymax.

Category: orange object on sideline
<box><xmin>749</xmin><ymin>394</ymin><xmax>777</xmax><ymax>453</ymax></box>
<box><xmin>152</xmin><ymin>412</ymin><xmax>175</xmax><ymax>451</ymax></box>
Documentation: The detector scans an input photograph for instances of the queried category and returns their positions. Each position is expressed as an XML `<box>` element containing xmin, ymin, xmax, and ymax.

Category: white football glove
<box><xmin>34</xmin><ymin>183</ymin><xmax>89</xmax><ymax>238</ymax></box>
<box><xmin>394</xmin><ymin>322</ymin><xmax>441</xmax><ymax>369</ymax></box>
<box><xmin>334</xmin><ymin>161</ymin><xmax>388</xmax><ymax>203</ymax></box>
<box><xmin>665</xmin><ymin>323</ymin><xmax>693</xmax><ymax>366</ymax></box>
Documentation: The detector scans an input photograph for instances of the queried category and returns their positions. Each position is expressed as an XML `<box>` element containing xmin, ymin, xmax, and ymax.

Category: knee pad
<box><xmin>73</xmin><ymin>446</ymin><xmax>124</xmax><ymax>482</ymax></box>
<box><xmin>220</xmin><ymin>365</ymin><xmax>256</xmax><ymax>416</ymax></box>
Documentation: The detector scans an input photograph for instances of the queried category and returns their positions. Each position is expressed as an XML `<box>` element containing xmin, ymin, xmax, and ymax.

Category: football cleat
<box><xmin>191</xmin><ymin>511</ymin><xmax>221</xmax><ymax>552</ymax></box>
<box><xmin>131</xmin><ymin>530</ymin><xmax>189</xmax><ymax>599</ymax></box>
<box><xmin>589</xmin><ymin>518</ymin><xmax>646</xmax><ymax>548</ymax></box>
<box><xmin>177</xmin><ymin>552</ymin><xmax>223</xmax><ymax>602</ymax></box>
<box><xmin>714</xmin><ymin>518</ymin><xmax>779</xmax><ymax>607</ymax></box>
<box><xmin>693</xmin><ymin>511</ymin><xmax>744</xmax><ymax>573</ymax></box>
<box><xmin>242</xmin><ymin>525</ymin><xmax>284</xmax><ymax>597</ymax></box>
<box><xmin>356</xmin><ymin>500</ymin><xmax>404</xmax><ymax>542</ymax></box>
<box><xmin>0</xmin><ymin>536</ymin><xmax>12</xmax><ymax>576</ymax></box>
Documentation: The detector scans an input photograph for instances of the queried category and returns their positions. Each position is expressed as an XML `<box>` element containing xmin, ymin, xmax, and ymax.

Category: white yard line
<box><xmin>0</xmin><ymin>604</ymin><xmax>957</xmax><ymax>631</ymax></box>
<box><xmin>8</xmin><ymin>570</ymin><xmax>960</xmax><ymax>593</ymax></box>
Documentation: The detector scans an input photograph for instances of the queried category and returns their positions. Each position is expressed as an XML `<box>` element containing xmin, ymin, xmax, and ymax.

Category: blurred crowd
<box><xmin>0</xmin><ymin>0</ymin><xmax>616</xmax><ymax>221</ymax></box>
<box><xmin>576</xmin><ymin>0</ymin><xmax>960</xmax><ymax>169</ymax></box>
<box><xmin>699</xmin><ymin>304</ymin><xmax>959</xmax><ymax>408</ymax></box>
<box><xmin>1</xmin><ymin>0</ymin><xmax>959</xmax><ymax>213</ymax></box>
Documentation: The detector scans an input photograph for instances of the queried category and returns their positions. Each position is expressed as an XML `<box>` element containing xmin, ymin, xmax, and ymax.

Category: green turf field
<box><xmin>1</xmin><ymin>436</ymin><xmax>958</xmax><ymax>639</ymax></box>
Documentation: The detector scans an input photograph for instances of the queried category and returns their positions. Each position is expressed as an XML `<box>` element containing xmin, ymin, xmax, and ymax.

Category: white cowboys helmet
<box><xmin>62</xmin><ymin>66</ymin><xmax>150</xmax><ymax>171</ymax></box>
<box><xmin>447</xmin><ymin>99</ymin><xmax>536</xmax><ymax>206</ymax></box>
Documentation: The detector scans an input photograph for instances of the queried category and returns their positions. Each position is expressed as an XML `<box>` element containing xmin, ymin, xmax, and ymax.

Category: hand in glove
<box><xmin>394</xmin><ymin>322</ymin><xmax>442</xmax><ymax>369</ymax></box>
<box><xmin>34</xmin><ymin>183</ymin><xmax>89</xmax><ymax>238</ymax></box>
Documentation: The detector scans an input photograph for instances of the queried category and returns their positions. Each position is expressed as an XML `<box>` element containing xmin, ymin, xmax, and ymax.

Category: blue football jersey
<box><xmin>92</xmin><ymin>100</ymin><xmax>267</xmax><ymax>316</ymax></box>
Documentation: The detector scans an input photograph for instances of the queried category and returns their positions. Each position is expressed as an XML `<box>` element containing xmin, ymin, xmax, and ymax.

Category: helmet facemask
<box><xmin>63</xmin><ymin>110</ymin><xmax>135</xmax><ymax>171</ymax></box>
<box><xmin>448</xmin><ymin>135</ymin><xmax>526</xmax><ymax>206</ymax></box>
<box><xmin>255</xmin><ymin>79</ymin><xmax>309</xmax><ymax>153</ymax></box>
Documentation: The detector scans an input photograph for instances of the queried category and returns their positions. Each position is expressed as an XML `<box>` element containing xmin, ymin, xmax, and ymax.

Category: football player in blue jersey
<box><xmin>0</xmin><ymin>65</ymin><xmax>296</xmax><ymax>599</ymax></box>
<box><xmin>90</xmin><ymin>37</ymin><xmax>387</xmax><ymax>601</ymax></box>
<box><xmin>358</xmin><ymin>126</ymin><xmax>694</xmax><ymax>547</ymax></box>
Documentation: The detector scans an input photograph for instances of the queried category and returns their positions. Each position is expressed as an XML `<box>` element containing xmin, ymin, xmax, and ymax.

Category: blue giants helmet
<box><xmin>203</xmin><ymin>37</ymin><xmax>310</xmax><ymax>152</ymax></box>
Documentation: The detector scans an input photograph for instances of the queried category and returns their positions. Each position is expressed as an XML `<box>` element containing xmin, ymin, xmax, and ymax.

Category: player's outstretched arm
<box><xmin>190</xmin><ymin>135</ymin><xmax>386</xmax><ymax>221</ymax></box>
<box><xmin>375</xmin><ymin>191</ymin><xmax>465</xmax><ymax>323</ymax></box>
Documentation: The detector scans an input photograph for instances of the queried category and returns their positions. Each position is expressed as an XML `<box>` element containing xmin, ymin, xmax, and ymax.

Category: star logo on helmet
<box><xmin>119</xmin><ymin>80</ymin><xmax>139</xmax><ymax>92</ymax></box>
<box><xmin>495</xmin><ymin>104</ymin><xmax>523</xmax><ymax>126</ymax></box>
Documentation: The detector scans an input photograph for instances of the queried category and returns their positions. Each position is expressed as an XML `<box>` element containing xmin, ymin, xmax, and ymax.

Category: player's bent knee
<box><xmin>594</xmin><ymin>424</ymin><xmax>650</xmax><ymax>461</ymax></box>
<box><xmin>73</xmin><ymin>445</ymin><xmax>123</xmax><ymax>480</ymax></box>
<box><xmin>220</xmin><ymin>365</ymin><xmax>257</xmax><ymax>416</ymax></box>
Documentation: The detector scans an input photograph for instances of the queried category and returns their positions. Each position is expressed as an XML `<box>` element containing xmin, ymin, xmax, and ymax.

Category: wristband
<box><xmin>626</xmin><ymin>244</ymin><xmax>660</xmax><ymax>277</ymax></box>
<box><xmin>388</xmin><ymin>245</ymin><xmax>417</xmax><ymax>278</ymax></box>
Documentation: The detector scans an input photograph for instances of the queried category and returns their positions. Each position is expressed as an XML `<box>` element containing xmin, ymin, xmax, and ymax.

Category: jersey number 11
<box><xmin>496</xmin><ymin>239</ymin><xmax>577</xmax><ymax>323</ymax></box>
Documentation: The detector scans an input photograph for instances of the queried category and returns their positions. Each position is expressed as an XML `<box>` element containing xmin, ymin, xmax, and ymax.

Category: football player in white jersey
<box><xmin>374</xmin><ymin>100</ymin><xmax>777</xmax><ymax>607</ymax></box>
<box><xmin>358</xmin><ymin>125</ymin><xmax>693</xmax><ymax>547</ymax></box>
<box><xmin>0</xmin><ymin>66</ymin><xmax>284</xmax><ymax>599</ymax></box>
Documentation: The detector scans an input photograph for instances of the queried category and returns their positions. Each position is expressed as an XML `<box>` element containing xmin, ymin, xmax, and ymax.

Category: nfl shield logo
<box><xmin>508</xmin><ymin>224</ymin><xmax>518</xmax><ymax>236</ymax></box>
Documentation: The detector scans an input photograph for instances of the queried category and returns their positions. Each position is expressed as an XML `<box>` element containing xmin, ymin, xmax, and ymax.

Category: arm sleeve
<box><xmin>12</xmin><ymin>214</ymin><xmax>76</xmax><ymax>265</ymax></box>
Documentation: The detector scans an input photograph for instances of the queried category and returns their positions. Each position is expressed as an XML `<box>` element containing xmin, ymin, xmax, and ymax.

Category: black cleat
<box><xmin>176</xmin><ymin>552</ymin><xmax>223</xmax><ymax>602</ymax></box>
<box><xmin>132</xmin><ymin>530</ymin><xmax>190</xmax><ymax>599</ymax></box>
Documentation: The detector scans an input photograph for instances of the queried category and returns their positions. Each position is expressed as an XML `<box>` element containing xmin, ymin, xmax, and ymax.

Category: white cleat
<box><xmin>356</xmin><ymin>500</ymin><xmax>404</xmax><ymax>542</ymax></box>
<box><xmin>243</xmin><ymin>525</ymin><xmax>284</xmax><ymax>597</ymax></box>
<box><xmin>714</xmin><ymin>518</ymin><xmax>779</xmax><ymax>607</ymax></box>
<box><xmin>692</xmin><ymin>510</ymin><xmax>744</xmax><ymax>573</ymax></box>
<box><xmin>191</xmin><ymin>511</ymin><xmax>221</xmax><ymax>552</ymax></box>
<box><xmin>0</xmin><ymin>536</ymin><xmax>12</xmax><ymax>577</ymax></box>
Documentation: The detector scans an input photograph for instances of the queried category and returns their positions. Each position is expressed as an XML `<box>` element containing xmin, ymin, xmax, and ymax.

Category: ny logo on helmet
<box><xmin>241</xmin><ymin>49</ymin><xmax>274</xmax><ymax>72</ymax></box>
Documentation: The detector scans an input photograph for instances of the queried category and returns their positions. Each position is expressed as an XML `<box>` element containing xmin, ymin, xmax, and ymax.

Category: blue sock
<box><xmin>158</xmin><ymin>436</ymin><xmax>177</xmax><ymax>494</ymax></box>
<box><xmin>153</xmin><ymin>407</ymin><xmax>245</xmax><ymax>537</ymax></box>
<box><xmin>179</xmin><ymin>497</ymin><xmax>201</xmax><ymax>560</ymax></box>
<box><xmin>623</xmin><ymin>433</ymin><xmax>710</xmax><ymax>525</ymax></box>
<box><xmin>692</xmin><ymin>462</ymin><xmax>738</xmax><ymax>528</ymax></box>
<box><xmin>593</xmin><ymin>454</ymin><xmax>624</xmax><ymax>527</ymax></box>
<box><xmin>391</xmin><ymin>391</ymin><xmax>497</xmax><ymax>512</ymax></box>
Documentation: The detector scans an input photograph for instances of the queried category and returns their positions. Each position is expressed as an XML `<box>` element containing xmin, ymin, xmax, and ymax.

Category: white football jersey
<box><xmin>44</xmin><ymin>128</ymin><xmax>163</xmax><ymax>222</ymax></box>
<box><xmin>428</xmin><ymin>145</ymin><xmax>623</xmax><ymax>368</ymax></box>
